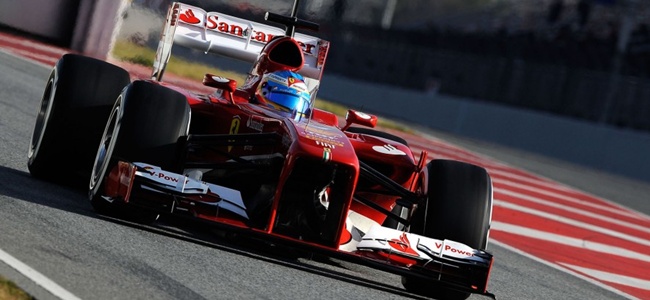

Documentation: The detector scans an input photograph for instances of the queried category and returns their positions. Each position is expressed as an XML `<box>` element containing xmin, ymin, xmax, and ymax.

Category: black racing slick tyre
<box><xmin>403</xmin><ymin>159</ymin><xmax>493</xmax><ymax>300</ymax></box>
<box><xmin>88</xmin><ymin>80</ymin><xmax>190</xmax><ymax>223</ymax></box>
<box><xmin>27</xmin><ymin>54</ymin><xmax>130</xmax><ymax>186</ymax></box>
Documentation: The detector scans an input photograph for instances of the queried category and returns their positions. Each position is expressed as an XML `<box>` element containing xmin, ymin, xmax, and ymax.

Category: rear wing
<box><xmin>152</xmin><ymin>2</ymin><xmax>330</xmax><ymax>82</ymax></box>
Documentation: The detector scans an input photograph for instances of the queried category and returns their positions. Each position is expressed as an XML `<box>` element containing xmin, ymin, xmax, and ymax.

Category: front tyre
<box><xmin>403</xmin><ymin>159</ymin><xmax>493</xmax><ymax>299</ymax></box>
<box><xmin>89</xmin><ymin>81</ymin><xmax>190</xmax><ymax>223</ymax></box>
<box><xmin>28</xmin><ymin>54</ymin><xmax>130</xmax><ymax>186</ymax></box>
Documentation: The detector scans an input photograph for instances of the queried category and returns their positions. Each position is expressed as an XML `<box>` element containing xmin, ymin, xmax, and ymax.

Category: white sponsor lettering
<box><xmin>316</xmin><ymin>140</ymin><xmax>336</xmax><ymax>149</ymax></box>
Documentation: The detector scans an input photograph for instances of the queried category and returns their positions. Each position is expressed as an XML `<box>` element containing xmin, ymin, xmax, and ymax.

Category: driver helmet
<box><xmin>256</xmin><ymin>70</ymin><xmax>311</xmax><ymax>116</ymax></box>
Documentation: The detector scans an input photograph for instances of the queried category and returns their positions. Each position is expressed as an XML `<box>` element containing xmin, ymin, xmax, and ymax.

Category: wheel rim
<box><xmin>89</xmin><ymin>97</ymin><xmax>122</xmax><ymax>198</ymax></box>
<box><xmin>28</xmin><ymin>74</ymin><xmax>56</xmax><ymax>163</ymax></box>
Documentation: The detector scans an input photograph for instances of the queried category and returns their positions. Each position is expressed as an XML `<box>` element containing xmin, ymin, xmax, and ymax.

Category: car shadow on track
<box><xmin>0</xmin><ymin>166</ymin><xmax>94</xmax><ymax>217</ymax></box>
<box><xmin>129</xmin><ymin>217</ymin><xmax>431</xmax><ymax>299</ymax></box>
<box><xmin>0</xmin><ymin>166</ymin><xmax>432</xmax><ymax>300</ymax></box>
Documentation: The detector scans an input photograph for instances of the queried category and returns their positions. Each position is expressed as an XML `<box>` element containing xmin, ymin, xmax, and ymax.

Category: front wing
<box><xmin>102</xmin><ymin>160</ymin><xmax>494</xmax><ymax>297</ymax></box>
<box><xmin>357</xmin><ymin>225</ymin><xmax>493</xmax><ymax>295</ymax></box>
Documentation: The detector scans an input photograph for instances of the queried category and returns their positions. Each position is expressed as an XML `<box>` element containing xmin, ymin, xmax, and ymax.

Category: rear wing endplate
<box><xmin>152</xmin><ymin>2</ymin><xmax>329</xmax><ymax>82</ymax></box>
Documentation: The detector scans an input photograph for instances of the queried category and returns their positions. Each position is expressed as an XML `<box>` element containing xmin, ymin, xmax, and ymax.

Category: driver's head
<box><xmin>255</xmin><ymin>70</ymin><xmax>310</xmax><ymax>116</ymax></box>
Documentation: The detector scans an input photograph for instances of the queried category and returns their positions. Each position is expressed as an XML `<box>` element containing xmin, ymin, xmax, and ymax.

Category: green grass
<box><xmin>0</xmin><ymin>275</ymin><xmax>32</xmax><ymax>300</ymax></box>
<box><xmin>111</xmin><ymin>40</ymin><xmax>412</xmax><ymax>133</ymax></box>
<box><xmin>111</xmin><ymin>41</ymin><xmax>246</xmax><ymax>83</ymax></box>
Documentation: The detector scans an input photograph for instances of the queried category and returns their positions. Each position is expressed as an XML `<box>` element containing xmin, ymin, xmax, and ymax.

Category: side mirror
<box><xmin>203</xmin><ymin>74</ymin><xmax>237</xmax><ymax>93</ymax></box>
<box><xmin>342</xmin><ymin>109</ymin><xmax>377</xmax><ymax>131</ymax></box>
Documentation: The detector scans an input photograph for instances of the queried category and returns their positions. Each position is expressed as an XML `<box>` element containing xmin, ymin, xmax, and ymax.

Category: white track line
<box><xmin>560</xmin><ymin>263</ymin><xmax>650</xmax><ymax>290</ymax></box>
<box><xmin>494</xmin><ymin>200</ymin><xmax>650</xmax><ymax>247</ymax></box>
<box><xmin>491</xmin><ymin>240</ymin><xmax>640</xmax><ymax>300</ymax></box>
<box><xmin>495</xmin><ymin>178</ymin><xmax>644</xmax><ymax>218</ymax></box>
<box><xmin>497</xmin><ymin>189</ymin><xmax>650</xmax><ymax>233</ymax></box>
<box><xmin>410</xmin><ymin>144</ymin><xmax>581</xmax><ymax>195</ymax></box>
<box><xmin>492</xmin><ymin>221</ymin><xmax>650</xmax><ymax>263</ymax></box>
<box><xmin>488</xmin><ymin>168</ymin><xmax>574</xmax><ymax>192</ymax></box>
<box><xmin>0</xmin><ymin>248</ymin><xmax>81</xmax><ymax>300</ymax></box>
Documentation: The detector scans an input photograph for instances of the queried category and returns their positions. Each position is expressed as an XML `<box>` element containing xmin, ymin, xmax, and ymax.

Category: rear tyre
<box><xmin>403</xmin><ymin>159</ymin><xmax>493</xmax><ymax>299</ymax></box>
<box><xmin>88</xmin><ymin>81</ymin><xmax>190</xmax><ymax>223</ymax></box>
<box><xmin>28</xmin><ymin>54</ymin><xmax>130</xmax><ymax>186</ymax></box>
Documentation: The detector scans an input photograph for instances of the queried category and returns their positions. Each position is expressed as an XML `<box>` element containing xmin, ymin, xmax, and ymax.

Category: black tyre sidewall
<box><xmin>403</xmin><ymin>159</ymin><xmax>493</xmax><ymax>299</ymax></box>
<box><xmin>113</xmin><ymin>81</ymin><xmax>191</xmax><ymax>170</ymax></box>
<box><xmin>28</xmin><ymin>54</ymin><xmax>130</xmax><ymax>184</ymax></box>
<box><xmin>422</xmin><ymin>159</ymin><xmax>492</xmax><ymax>250</ymax></box>
<box><xmin>89</xmin><ymin>81</ymin><xmax>190</xmax><ymax>213</ymax></box>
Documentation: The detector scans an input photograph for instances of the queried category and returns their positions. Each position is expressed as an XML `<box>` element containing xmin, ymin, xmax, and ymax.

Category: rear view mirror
<box><xmin>203</xmin><ymin>74</ymin><xmax>237</xmax><ymax>93</ymax></box>
<box><xmin>342</xmin><ymin>109</ymin><xmax>377</xmax><ymax>131</ymax></box>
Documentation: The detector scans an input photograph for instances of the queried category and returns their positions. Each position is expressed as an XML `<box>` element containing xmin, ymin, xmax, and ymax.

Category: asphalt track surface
<box><xmin>0</xmin><ymin>47</ymin><xmax>648</xmax><ymax>299</ymax></box>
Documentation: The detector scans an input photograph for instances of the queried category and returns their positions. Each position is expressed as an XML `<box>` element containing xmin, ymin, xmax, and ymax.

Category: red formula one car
<box><xmin>27</xmin><ymin>1</ymin><xmax>495</xmax><ymax>299</ymax></box>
